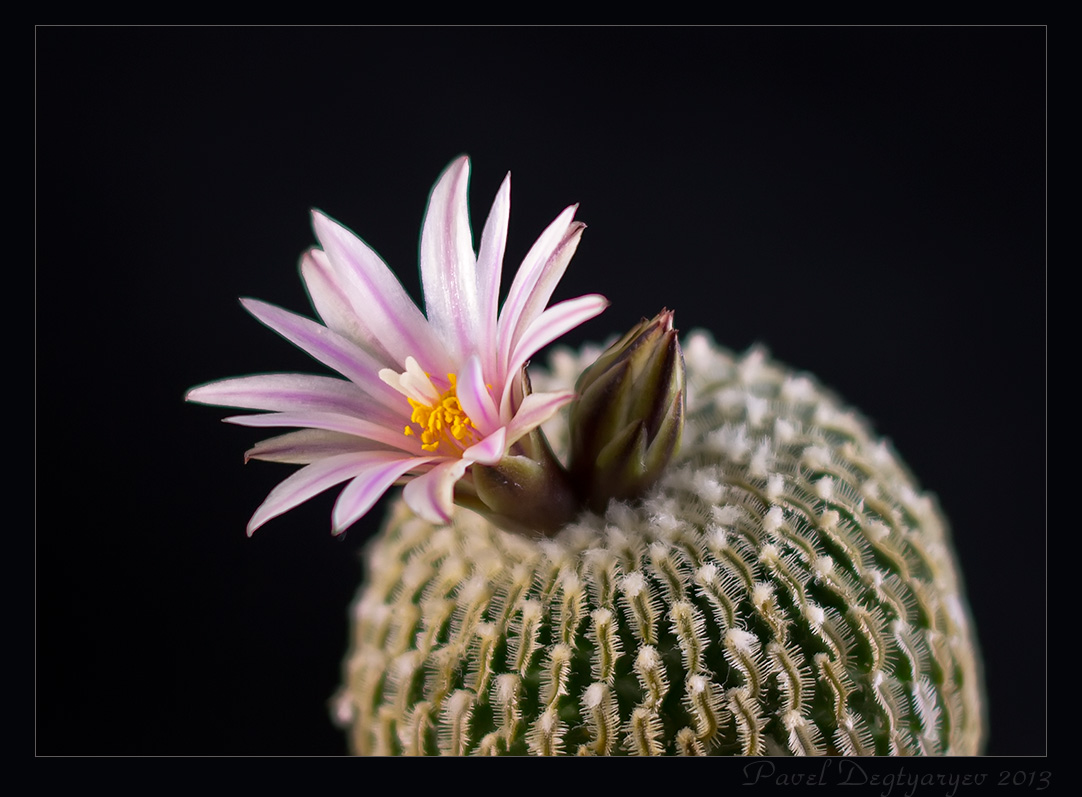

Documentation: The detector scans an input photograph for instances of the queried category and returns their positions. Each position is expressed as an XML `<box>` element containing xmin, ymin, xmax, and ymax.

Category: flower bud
<box><xmin>568</xmin><ymin>310</ymin><xmax>685</xmax><ymax>512</ymax></box>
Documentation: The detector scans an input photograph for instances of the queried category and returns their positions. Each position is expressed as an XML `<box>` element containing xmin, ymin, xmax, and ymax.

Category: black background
<box><xmin>37</xmin><ymin>26</ymin><xmax>1045</xmax><ymax>756</ymax></box>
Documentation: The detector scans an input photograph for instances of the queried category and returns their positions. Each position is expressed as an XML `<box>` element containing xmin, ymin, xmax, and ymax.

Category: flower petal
<box><xmin>240</xmin><ymin>298</ymin><xmax>406</xmax><ymax>415</ymax></box>
<box><xmin>379</xmin><ymin>356</ymin><xmax>441</xmax><ymax>405</ymax></box>
<box><xmin>474</xmin><ymin>172</ymin><xmax>511</xmax><ymax>380</ymax></box>
<box><xmin>462</xmin><ymin>426</ymin><xmax>506</xmax><ymax>467</ymax></box>
<box><xmin>503</xmin><ymin>390</ymin><xmax>577</xmax><ymax>448</ymax></box>
<box><xmin>419</xmin><ymin>156</ymin><xmax>480</xmax><ymax>365</ymax></box>
<box><xmin>498</xmin><ymin>208</ymin><xmax>584</xmax><ymax>378</ymax></box>
<box><xmin>223</xmin><ymin>411</ymin><xmax>423</xmax><ymax>455</ymax></box>
<box><xmin>311</xmin><ymin>210</ymin><xmax>453</xmax><ymax>375</ymax></box>
<box><xmin>245</xmin><ymin>429</ymin><xmax>380</xmax><ymax>464</ymax></box>
<box><xmin>247</xmin><ymin>451</ymin><xmax>405</xmax><ymax>535</ymax></box>
<box><xmin>500</xmin><ymin>293</ymin><xmax>610</xmax><ymax>415</ymax></box>
<box><xmin>402</xmin><ymin>458</ymin><xmax>470</xmax><ymax>524</ymax></box>
<box><xmin>187</xmin><ymin>374</ymin><xmax>381</xmax><ymax>419</ymax></box>
<box><xmin>332</xmin><ymin>456</ymin><xmax>435</xmax><ymax>534</ymax></box>
<box><xmin>300</xmin><ymin>248</ymin><xmax>395</xmax><ymax>364</ymax></box>
<box><xmin>456</xmin><ymin>355</ymin><xmax>501</xmax><ymax>433</ymax></box>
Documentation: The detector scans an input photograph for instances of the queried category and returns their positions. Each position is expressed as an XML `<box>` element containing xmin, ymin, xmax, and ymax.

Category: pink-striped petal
<box><xmin>223</xmin><ymin>411</ymin><xmax>422</xmax><ymax>455</ymax></box>
<box><xmin>473</xmin><ymin>172</ymin><xmax>511</xmax><ymax>380</ymax></box>
<box><xmin>455</xmin><ymin>355</ymin><xmax>501</xmax><ymax>434</ymax></box>
<box><xmin>503</xmin><ymin>390</ymin><xmax>577</xmax><ymax>448</ymax></box>
<box><xmin>311</xmin><ymin>210</ymin><xmax>452</xmax><ymax>376</ymax></box>
<box><xmin>240</xmin><ymin>298</ymin><xmax>405</xmax><ymax>415</ymax></box>
<box><xmin>402</xmin><ymin>459</ymin><xmax>470</xmax><ymax>524</ymax></box>
<box><xmin>420</xmin><ymin>156</ymin><xmax>480</xmax><ymax>364</ymax></box>
<box><xmin>500</xmin><ymin>293</ymin><xmax>609</xmax><ymax>415</ymax></box>
<box><xmin>245</xmin><ymin>429</ymin><xmax>380</xmax><ymax>464</ymax></box>
<box><xmin>503</xmin><ymin>220</ymin><xmax>587</xmax><ymax>358</ymax></box>
<box><xmin>462</xmin><ymin>426</ymin><xmax>507</xmax><ymax>467</ymax></box>
<box><xmin>332</xmin><ymin>456</ymin><xmax>435</xmax><ymax>534</ymax></box>
<box><xmin>300</xmin><ymin>248</ymin><xmax>396</xmax><ymax>364</ymax></box>
<box><xmin>498</xmin><ymin>207</ymin><xmax>583</xmax><ymax>377</ymax></box>
<box><xmin>187</xmin><ymin>374</ymin><xmax>376</xmax><ymax>418</ymax></box>
<box><xmin>247</xmin><ymin>451</ymin><xmax>404</xmax><ymax>535</ymax></box>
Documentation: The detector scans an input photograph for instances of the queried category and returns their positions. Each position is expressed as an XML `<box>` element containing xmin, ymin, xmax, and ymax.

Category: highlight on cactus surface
<box><xmin>188</xmin><ymin>157</ymin><xmax>984</xmax><ymax>755</ymax></box>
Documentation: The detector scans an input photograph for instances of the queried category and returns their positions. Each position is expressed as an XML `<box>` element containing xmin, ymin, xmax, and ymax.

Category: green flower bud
<box><xmin>569</xmin><ymin>310</ymin><xmax>685</xmax><ymax>512</ymax></box>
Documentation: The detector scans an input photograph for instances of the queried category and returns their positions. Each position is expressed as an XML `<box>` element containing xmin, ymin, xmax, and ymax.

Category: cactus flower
<box><xmin>187</xmin><ymin>157</ymin><xmax>607</xmax><ymax>534</ymax></box>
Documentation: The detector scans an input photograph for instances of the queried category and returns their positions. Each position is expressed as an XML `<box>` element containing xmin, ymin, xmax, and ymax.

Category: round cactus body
<box><xmin>334</xmin><ymin>333</ymin><xmax>984</xmax><ymax>756</ymax></box>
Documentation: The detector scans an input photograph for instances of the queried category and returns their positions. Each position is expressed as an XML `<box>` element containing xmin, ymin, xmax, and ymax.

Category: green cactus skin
<box><xmin>333</xmin><ymin>333</ymin><xmax>984</xmax><ymax>756</ymax></box>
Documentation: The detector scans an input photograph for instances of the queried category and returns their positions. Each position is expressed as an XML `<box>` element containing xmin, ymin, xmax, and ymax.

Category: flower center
<box><xmin>404</xmin><ymin>373</ymin><xmax>479</xmax><ymax>454</ymax></box>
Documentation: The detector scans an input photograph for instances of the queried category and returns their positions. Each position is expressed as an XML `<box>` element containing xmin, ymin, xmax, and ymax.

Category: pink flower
<box><xmin>187</xmin><ymin>157</ymin><xmax>607</xmax><ymax>534</ymax></box>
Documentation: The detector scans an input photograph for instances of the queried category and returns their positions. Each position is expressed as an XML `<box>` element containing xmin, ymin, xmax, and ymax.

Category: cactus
<box><xmin>185</xmin><ymin>157</ymin><xmax>983</xmax><ymax>756</ymax></box>
<box><xmin>333</xmin><ymin>333</ymin><xmax>984</xmax><ymax>756</ymax></box>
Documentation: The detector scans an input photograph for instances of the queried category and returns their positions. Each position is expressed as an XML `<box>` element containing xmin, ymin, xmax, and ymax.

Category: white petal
<box><xmin>419</xmin><ymin>156</ymin><xmax>479</xmax><ymax>364</ymax></box>
<box><xmin>403</xmin><ymin>356</ymin><xmax>441</xmax><ymax>403</ymax></box>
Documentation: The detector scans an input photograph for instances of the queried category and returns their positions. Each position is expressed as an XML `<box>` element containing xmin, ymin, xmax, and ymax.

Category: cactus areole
<box><xmin>188</xmin><ymin>158</ymin><xmax>984</xmax><ymax>755</ymax></box>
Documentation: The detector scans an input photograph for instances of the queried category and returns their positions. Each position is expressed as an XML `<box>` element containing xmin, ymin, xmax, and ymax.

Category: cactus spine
<box><xmin>334</xmin><ymin>333</ymin><xmax>984</xmax><ymax>755</ymax></box>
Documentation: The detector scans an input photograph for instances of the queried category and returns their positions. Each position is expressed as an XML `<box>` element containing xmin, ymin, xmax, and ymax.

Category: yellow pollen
<box><xmin>403</xmin><ymin>373</ymin><xmax>478</xmax><ymax>454</ymax></box>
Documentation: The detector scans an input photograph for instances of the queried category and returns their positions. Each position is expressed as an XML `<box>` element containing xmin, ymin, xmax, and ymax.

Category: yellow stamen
<box><xmin>403</xmin><ymin>373</ymin><xmax>479</xmax><ymax>455</ymax></box>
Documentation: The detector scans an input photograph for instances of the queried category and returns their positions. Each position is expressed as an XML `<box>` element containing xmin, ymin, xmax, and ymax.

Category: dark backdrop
<box><xmin>37</xmin><ymin>26</ymin><xmax>1045</xmax><ymax>756</ymax></box>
